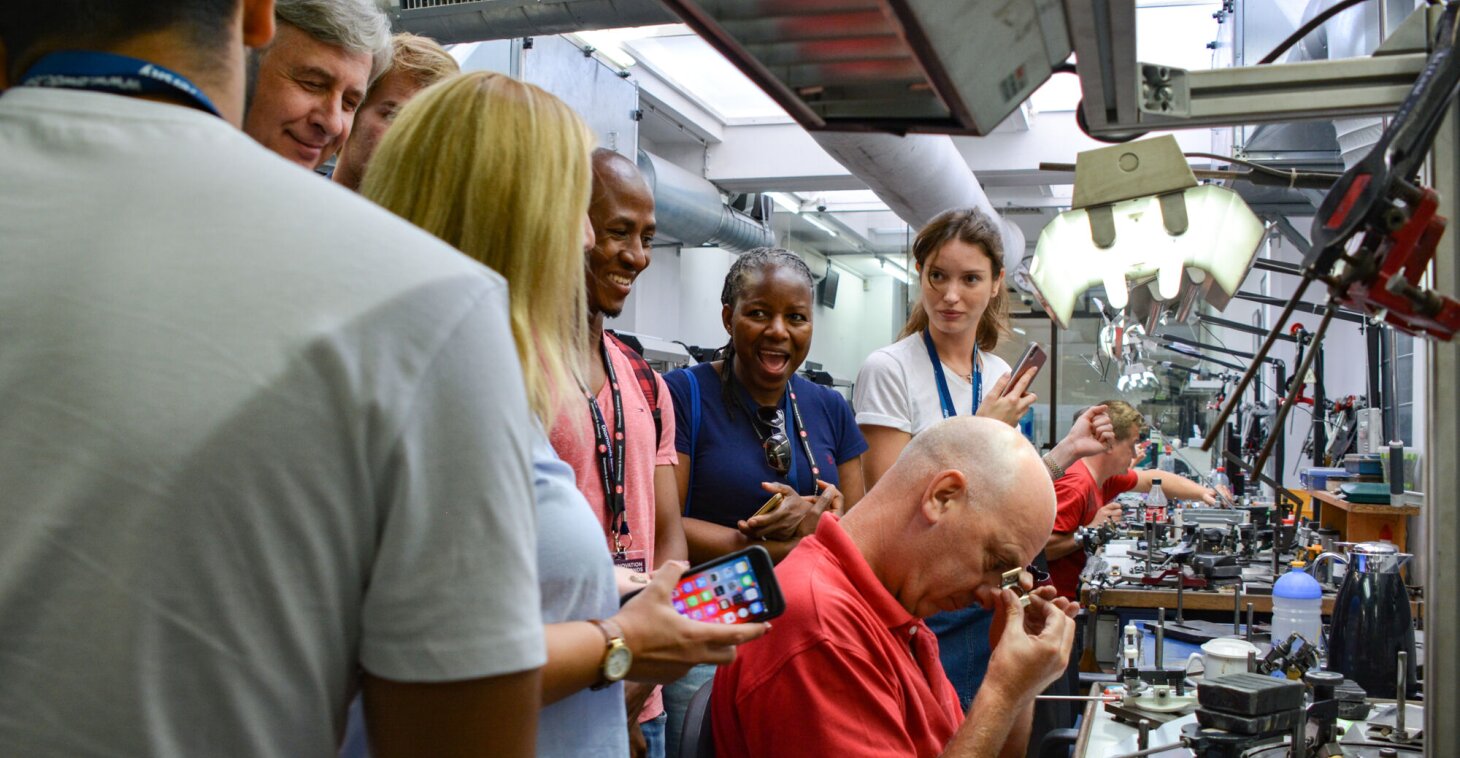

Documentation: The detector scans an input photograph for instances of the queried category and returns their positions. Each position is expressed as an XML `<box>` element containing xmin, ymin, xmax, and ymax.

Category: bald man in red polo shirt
<box><xmin>710</xmin><ymin>417</ymin><xmax>1077</xmax><ymax>758</ymax></box>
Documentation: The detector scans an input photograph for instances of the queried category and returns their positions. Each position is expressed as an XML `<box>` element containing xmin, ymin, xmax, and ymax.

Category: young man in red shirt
<box><xmin>1047</xmin><ymin>400</ymin><xmax>1217</xmax><ymax>601</ymax></box>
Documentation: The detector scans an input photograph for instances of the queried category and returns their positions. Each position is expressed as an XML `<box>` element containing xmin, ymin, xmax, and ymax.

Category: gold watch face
<box><xmin>604</xmin><ymin>643</ymin><xmax>632</xmax><ymax>682</ymax></box>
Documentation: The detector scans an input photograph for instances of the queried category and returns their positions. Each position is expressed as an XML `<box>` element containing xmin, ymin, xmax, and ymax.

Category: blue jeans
<box><xmin>661</xmin><ymin>663</ymin><xmax>716</xmax><ymax>758</ymax></box>
<box><xmin>640</xmin><ymin>711</ymin><xmax>667</xmax><ymax>758</ymax></box>
<box><xmin>926</xmin><ymin>605</ymin><xmax>993</xmax><ymax>710</ymax></box>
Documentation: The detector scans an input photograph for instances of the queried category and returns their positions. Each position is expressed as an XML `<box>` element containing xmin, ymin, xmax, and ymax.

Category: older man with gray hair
<box><xmin>244</xmin><ymin>0</ymin><xmax>390</xmax><ymax>169</ymax></box>
<box><xmin>711</xmin><ymin>416</ymin><xmax>1077</xmax><ymax>758</ymax></box>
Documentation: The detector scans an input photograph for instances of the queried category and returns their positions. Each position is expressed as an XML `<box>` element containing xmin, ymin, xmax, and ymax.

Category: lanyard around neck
<box><xmin>17</xmin><ymin>51</ymin><xmax>222</xmax><ymax>118</ymax></box>
<box><xmin>736</xmin><ymin>378</ymin><xmax>822</xmax><ymax>496</ymax></box>
<box><xmin>586</xmin><ymin>338</ymin><xmax>628</xmax><ymax>554</ymax></box>
<box><xmin>922</xmin><ymin>328</ymin><xmax>981</xmax><ymax>419</ymax></box>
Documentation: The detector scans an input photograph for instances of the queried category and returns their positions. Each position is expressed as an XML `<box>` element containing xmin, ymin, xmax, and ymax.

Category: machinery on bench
<box><xmin>1079</xmin><ymin>594</ymin><xmax>1423</xmax><ymax>758</ymax></box>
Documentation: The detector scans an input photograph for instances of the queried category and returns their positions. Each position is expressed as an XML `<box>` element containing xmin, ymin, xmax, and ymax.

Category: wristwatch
<box><xmin>587</xmin><ymin>618</ymin><xmax>632</xmax><ymax>690</ymax></box>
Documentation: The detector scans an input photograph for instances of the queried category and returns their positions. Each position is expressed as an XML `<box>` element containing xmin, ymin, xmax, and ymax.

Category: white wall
<box><xmin>608</xmin><ymin>246</ymin><xmax>904</xmax><ymax>382</ymax></box>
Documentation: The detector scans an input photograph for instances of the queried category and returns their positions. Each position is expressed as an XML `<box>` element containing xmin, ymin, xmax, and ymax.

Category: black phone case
<box><xmin>673</xmin><ymin>545</ymin><xmax>786</xmax><ymax>623</ymax></box>
<box><xmin>619</xmin><ymin>546</ymin><xmax>787</xmax><ymax>622</ymax></box>
<box><xmin>732</xmin><ymin>545</ymin><xmax>786</xmax><ymax>622</ymax></box>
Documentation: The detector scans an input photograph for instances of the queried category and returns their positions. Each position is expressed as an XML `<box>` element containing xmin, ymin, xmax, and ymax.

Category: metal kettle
<box><xmin>1323</xmin><ymin>542</ymin><xmax>1418</xmax><ymax>698</ymax></box>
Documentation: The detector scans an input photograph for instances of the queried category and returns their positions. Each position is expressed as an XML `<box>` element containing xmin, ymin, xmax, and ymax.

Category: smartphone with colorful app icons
<box><xmin>668</xmin><ymin>546</ymin><xmax>784</xmax><ymax>625</ymax></box>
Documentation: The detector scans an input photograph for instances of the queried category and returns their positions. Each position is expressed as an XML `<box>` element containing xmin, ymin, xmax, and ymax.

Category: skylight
<box><xmin>623</xmin><ymin>35</ymin><xmax>789</xmax><ymax>122</ymax></box>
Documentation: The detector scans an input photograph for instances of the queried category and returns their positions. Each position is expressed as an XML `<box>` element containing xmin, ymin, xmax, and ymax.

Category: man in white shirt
<box><xmin>244</xmin><ymin>0</ymin><xmax>389</xmax><ymax>169</ymax></box>
<box><xmin>0</xmin><ymin>2</ymin><xmax>543</xmax><ymax>756</ymax></box>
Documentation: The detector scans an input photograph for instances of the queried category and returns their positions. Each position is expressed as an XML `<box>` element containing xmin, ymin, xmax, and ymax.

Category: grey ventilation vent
<box><xmin>658</xmin><ymin>0</ymin><xmax>1071</xmax><ymax>136</ymax></box>
<box><xmin>400</xmin><ymin>0</ymin><xmax>483</xmax><ymax>9</ymax></box>
<box><xmin>392</xmin><ymin>0</ymin><xmax>676</xmax><ymax>43</ymax></box>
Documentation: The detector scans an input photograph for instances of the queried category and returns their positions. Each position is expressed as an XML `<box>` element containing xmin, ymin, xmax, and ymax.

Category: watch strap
<box><xmin>588</xmin><ymin>617</ymin><xmax>624</xmax><ymax>643</ymax></box>
<box><xmin>587</xmin><ymin>618</ymin><xmax>628</xmax><ymax>691</ymax></box>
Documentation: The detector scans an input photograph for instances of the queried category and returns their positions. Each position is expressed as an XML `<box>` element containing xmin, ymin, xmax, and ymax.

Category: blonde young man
<box><xmin>1046</xmin><ymin>400</ymin><xmax>1217</xmax><ymax>601</ymax></box>
<box><xmin>332</xmin><ymin>33</ymin><xmax>458</xmax><ymax>191</ymax></box>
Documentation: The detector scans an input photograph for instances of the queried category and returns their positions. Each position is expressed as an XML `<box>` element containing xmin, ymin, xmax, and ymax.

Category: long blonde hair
<box><xmin>898</xmin><ymin>207</ymin><xmax>1011</xmax><ymax>351</ymax></box>
<box><xmin>362</xmin><ymin>71</ymin><xmax>594</xmax><ymax>428</ymax></box>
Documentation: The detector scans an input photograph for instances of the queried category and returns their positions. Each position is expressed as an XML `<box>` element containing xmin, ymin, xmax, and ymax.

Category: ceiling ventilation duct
<box><xmin>656</xmin><ymin>0</ymin><xmax>1070</xmax><ymax>136</ymax></box>
<box><xmin>383</xmin><ymin>0</ymin><xmax>676</xmax><ymax>43</ymax></box>
<box><xmin>637</xmin><ymin>150</ymin><xmax>775</xmax><ymax>253</ymax></box>
<box><xmin>810</xmin><ymin>131</ymin><xmax>1027</xmax><ymax>275</ymax></box>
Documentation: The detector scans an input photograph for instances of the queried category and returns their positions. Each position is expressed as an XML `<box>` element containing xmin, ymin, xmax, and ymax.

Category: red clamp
<box><xmin>1342</xmin><ymin>188</ymin><xmax>1460</xmax><ymax>340</ymax></box>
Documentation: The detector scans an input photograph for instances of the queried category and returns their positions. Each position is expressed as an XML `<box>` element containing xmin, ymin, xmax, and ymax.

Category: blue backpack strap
<box><xmin>684</xmin><ymin>367</ymin><xmax>701</xmax><ymax>517</ymax></box>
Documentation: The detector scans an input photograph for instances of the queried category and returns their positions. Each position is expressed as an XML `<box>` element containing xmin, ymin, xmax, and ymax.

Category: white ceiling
<box><xmin>574</xmin><ymin>2</ymin><xmax>1228</xmax><ymax>280</ymax></box>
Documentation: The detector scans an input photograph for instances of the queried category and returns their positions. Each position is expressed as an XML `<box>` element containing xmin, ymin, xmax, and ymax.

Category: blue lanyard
<box><xmin>17</xmin><ymin>51</ymin><xmax>222</xmax><ymax>118</ymax></box>
<box><xmin>922</xmin><ymin>329</ymin><xmax>981</xmax><ymax>419</ymax></box>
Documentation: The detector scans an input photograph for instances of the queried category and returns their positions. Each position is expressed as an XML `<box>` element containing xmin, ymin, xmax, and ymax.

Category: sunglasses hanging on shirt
<box><xmin>736</xmin><ymin>382</ymin><xmax>822</xmax><ymax>496</ymax></box>
<box><xmin>754</xmin><ymin>407</ymin><xmax>793</xmax><ymax>475</ymax></box>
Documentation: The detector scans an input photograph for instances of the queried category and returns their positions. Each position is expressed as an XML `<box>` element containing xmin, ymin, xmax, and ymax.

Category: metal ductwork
<box><xmin>656</xmin><ymin>0</ymin><xmax>1069</xmax><ymax>137</ymax></box>
<box><xmin>384</xmin><ymin>0</ymin><xmax>675</xmax><ymax>44</ymax></box>
<box><xmin>637</xmin><ymin>150</ymin><xmax>775</xmax><ymax>253</ymax></box>
<box><xmin>809</xmin><ymin>131</ymin><xmax>1027</xmax><ymax>274</ymax></box>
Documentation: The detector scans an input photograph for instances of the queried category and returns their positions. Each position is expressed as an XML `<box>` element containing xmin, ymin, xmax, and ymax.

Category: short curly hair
<box><xmin>1101</xmin><ymin>400</ymin><xmax>1146</xmax><ymax>442</ymax></box>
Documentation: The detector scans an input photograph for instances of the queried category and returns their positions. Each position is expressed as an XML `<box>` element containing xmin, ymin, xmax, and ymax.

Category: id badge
<box><xmin>613</xmin><ymin>549</ymin><xmax>648</xmax><ymax>574</ymax></box>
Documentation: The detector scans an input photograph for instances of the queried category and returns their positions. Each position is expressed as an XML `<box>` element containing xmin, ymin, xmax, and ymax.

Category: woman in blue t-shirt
<box><xmin>665</xmin><ymin>248</ymin><xmax>868</xmax><ymax>566</ymax></box>
<box><xmin>661</xmin><ymin>248</ymin><xmax>867</xmax><ymax>754</ymax></box>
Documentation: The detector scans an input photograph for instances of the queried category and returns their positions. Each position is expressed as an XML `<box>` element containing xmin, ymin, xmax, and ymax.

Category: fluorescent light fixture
<box><xmin>804</xmin><ymin>215</ymin><xmax>838</xmax><ymax>238</ymax></box>
<box><xmin>878</xmin><ymin>256</ymin><xmax>910</xmax><ymax>284</ymax></box>
<box><xmin>767</xmin><ymin>192</ymin><xmax>801</xmax><ymax>214</ymax></box>
<box><xmin>1026</xmin><ymin>137</ymin><xmax>1263</xmax><ymax>330</ymax></box>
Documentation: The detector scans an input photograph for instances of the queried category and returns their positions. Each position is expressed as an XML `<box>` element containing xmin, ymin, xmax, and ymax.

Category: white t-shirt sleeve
<box><xmin>360</xmin><ymin>284</ymin><xmax>546</xmax><ymax>682</ymax></box>
<box><xmin>853</xmin><ymin>348</ymin><xmax>915</xmax><ymax>434</ymax></box>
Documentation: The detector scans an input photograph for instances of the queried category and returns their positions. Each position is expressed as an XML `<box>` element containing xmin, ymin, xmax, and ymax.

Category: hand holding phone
<box><xmin>667</xmin><ymin>546</ymin><xmax>785</xmax><ymax>625</ymax></box>
<box><xmin>1002</xmin><ymin>342</ymin><xmax>1047</xmax><ymax>397</ymax></box>
<box><xmin>739</xmin><ymin>483</ymin><xmax>813</xmax><ymax>541</ymax></box>
<box><xmin>752</xmin><ymin>492</ymin><xmax>784</xmax><ymax>519</ymax></box>
<box><xmin>613</xmin><ymin>558</ymin><xmax>771</xmax><ymax>685</ymax></box>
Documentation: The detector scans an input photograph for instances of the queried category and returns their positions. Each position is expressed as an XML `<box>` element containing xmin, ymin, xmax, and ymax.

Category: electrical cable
<box><xmin>1075</xmin><ymin>99</ymin><xmax>1146</xmax><ymax>144</ymax></box>
<box><xmin>1054</xmin><ymin>56</ymin><xmax>1149</xmax><ymax>145</ymax></box>
<box><xmin>1182</xmin><ymin>151</ymin><xmax>1342</xmax><ymax>187</ymax></box>
<box><xmin>1257</xmin><ymin>0</ymin><xmax>1379</xmax><ymax>65</ymax></box>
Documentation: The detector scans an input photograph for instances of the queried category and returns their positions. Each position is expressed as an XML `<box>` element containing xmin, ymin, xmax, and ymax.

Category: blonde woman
<box><xmin>358</xmin><ymin>72</ymin><xmax>766</xmax><ymax>757</ymax></box>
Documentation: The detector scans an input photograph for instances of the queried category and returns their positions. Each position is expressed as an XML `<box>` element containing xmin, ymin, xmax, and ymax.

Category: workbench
<box><xmin>1084</xmin><ymin>585</ymin><xmax>1337</xmax><ymax>615</ymax></box>
<box><xmin>1309</xmin><ymin>489</ymin><xmax>1420</xmax><ymax>552</ymax></box>
<box><xmin>1079</xmin><ymin>542</ymin><xmax>1424</xmax><ymax>648</ymax></box>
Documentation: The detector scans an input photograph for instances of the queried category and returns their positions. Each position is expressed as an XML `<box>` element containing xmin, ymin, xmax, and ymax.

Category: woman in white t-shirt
<box><xmin>855</xmin><ymin>208</ymin><xmax>1036</xmax><ymax>484</ymax></box>
<box><xmin>853</xmin><ymin>207</ymin><xmax>1112</xmax><ymax>709</ymax></box>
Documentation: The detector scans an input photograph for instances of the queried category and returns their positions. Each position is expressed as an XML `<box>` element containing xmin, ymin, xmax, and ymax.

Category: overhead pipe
<box><xmin>637</xmin><ymin>150</ymin><xmax>774</xmax><ymax>254</ymax></box>
<box><xmin>808</xmin><ymin>131</ymin><xmax>1026</xmax><ymax>275</ymax></box>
